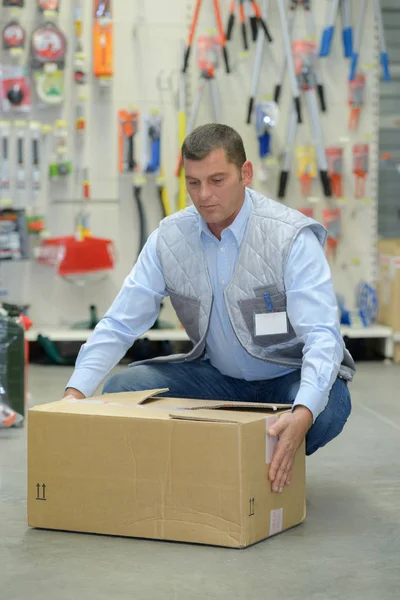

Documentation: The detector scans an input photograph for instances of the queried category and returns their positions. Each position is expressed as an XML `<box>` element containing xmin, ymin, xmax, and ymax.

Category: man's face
<box><xmin>184</xmin><ymin>148</ymin><xmax>253</xmax><ymax>227</ymax></box>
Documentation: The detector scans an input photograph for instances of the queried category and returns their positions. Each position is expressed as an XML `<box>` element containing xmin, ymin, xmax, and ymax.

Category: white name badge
<box><xmin>254</xmin><ymin>312</ymin><xmax>288</xmax><ymax>336</ymax></box>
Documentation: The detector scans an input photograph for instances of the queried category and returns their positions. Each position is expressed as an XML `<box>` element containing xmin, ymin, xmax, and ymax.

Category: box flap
<box><xmin>169</xmin><ymin>401</ymin><xmax>292</xmax><ymax>424</ymax></box>
<box><xmin>184</xmin><ymin>401</ymin><xmax>291</xmax><ymax>411</ymax></box>
<box><xmin>169</xmin><ymin>411</ymin><xmax>240</xmax><ymax>424</ymax></box>
<box><xmin>63</xmin><ymin>388</ymin><xmax>169</xmax><ymax>407</ymax></box>
<box><xmin>31</xmin><ymin>388</ymin><xmax>170</xmax><ymax>415</ymax></box>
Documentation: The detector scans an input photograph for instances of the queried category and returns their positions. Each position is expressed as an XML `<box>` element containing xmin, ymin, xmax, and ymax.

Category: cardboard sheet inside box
<box><xmin>28</xmin><ymin>389</ymin><xmax>306</xmax><ymax>549</ymax></box>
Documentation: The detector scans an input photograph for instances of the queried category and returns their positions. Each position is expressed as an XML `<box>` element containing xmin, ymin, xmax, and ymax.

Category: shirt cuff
<box><xmin>65</xmin><ymin>368</ymin><xmax>103</xmax><ymax>399</ymax></box>
<box><xmin>293</xmin><ymin>383</ymin><xmax>328</xmax><ymax>423</ymax></box>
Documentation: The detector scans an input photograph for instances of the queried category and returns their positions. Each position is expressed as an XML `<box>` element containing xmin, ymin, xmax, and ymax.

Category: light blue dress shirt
<box><xmin>67</xmin><ymin>191</ymin><xmax>344</xmax><ymax>421</ymax></box>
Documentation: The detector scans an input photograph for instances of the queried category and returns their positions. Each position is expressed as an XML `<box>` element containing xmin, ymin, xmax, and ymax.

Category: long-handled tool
<box><xmin>0</xmin><ymin>121</ymin><xmax>11</xmax><ymax>206</ymax></box>
<box><xmin>183</xmin><ymin>0</ymin><xmax>230</xmax><ymax>74</ymax></box>
<box><xmin>276</xmin><ymin>0</ymin><xmax>302</xmax><ymax>123</ymax></box>
<box><xmin>176</xmin><ymin>40</ymin><xmax>187</xmax><ymax>211</ymax></box>
<box><xmin>74</xmin><ymin>0</ymin><xmax>87</xmax><ymax>84</ymax></box>
<box><xmin>246</xmin><ymin>0</ymin><xmax>273</xmax><ymax>123</ymax></box>
<box><xmin>118</xmin><ymin>109</ymin><xmax>139</xmax><ymax>174</ymax></box>
<box><xmin>226</xmin><ymin>0</ymin><xmax>272</xmax><ymax>52</ymax></box>
<box><xmin>274</xmin><ymin>1</ymin><xmax>326</xmax><ymax>113</ymax></box>
<box><xmin>349</xmin><ymin>0</ymin><xmax>390</xmax><ymax>81</ymax></box>
<box><xmin>319</xmin><ymin>0</ymin><xmax>353</xmax><ymax>58</ymax></box>
<box><xmin>15</xmin><ymin>120</ymin><xmax>26</xmax><ymax>207</ymax></box>
<box><xmin>278</xmin><ymin>41</ymin><xmax>331</xmax><ymax>199</ymax></box>
<box><xmin>175</xmin><ymin>35</ymin><xmax>222</xmax><ymax>177</ymax></box>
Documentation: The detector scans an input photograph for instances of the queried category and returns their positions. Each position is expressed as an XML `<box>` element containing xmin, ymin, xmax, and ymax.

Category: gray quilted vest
<box><xmin>138</xmin><ymin>188</ymin><xmax>355</xmax><ymax>381</ymax></box>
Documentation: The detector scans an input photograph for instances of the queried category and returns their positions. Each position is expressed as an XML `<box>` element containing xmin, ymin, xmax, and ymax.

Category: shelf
<box><xmin>26</xmin><ymin>325</ymin><xmax>393</xmax><ymax>343</ymax></box>
<box><xmin>26</xmin><ymin>327</ymin><xmax>189</xmax><ymax>343</ymax></box>
<box><xmin>340</xmin><ymin>325</ymin><xmax>393</xmax><ymax>339</ymax></box>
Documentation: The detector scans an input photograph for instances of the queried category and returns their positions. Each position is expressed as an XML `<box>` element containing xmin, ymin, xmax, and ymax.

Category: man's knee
<box><xmin>102</xmin><ymin>365</ymin><xmax>166</xmax><ymax>395</ymax></box>
<box><xmin>306</xmin><ymin>379</ymin><xmax>351</xmax><ymax>456</ymax></box>
<box><xmin>103</xmin><ymin>372</ymin><xmax>127</xmax><ymax>394</ymax></box>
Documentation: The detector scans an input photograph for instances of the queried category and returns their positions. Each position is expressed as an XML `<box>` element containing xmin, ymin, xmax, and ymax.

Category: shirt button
<box><xmin>220</xmin><ymin>247</ymin><xmax>225</xmax><ymax>252</ymax></box>
<box><xmin>221</xmin><ymin>280</ymin><xmax>225</xmax><ymax>285</ymax></box>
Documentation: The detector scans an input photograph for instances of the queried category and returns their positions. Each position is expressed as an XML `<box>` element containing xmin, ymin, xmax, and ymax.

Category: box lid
<box><xmin>29</xmin><ymin>390</ymin><xmax>291</xmax><ymax>423</ymax></box>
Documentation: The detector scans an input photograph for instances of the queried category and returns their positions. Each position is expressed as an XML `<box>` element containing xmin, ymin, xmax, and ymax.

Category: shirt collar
<box><xmin>199</xmin><ymin>188</ymin><xmax>251</xmax><ymax>246</ymax></box>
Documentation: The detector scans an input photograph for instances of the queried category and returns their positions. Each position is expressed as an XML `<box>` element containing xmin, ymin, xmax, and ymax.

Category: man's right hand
<box><xmin>63</xmin><ymin>387</ymin><xmax>86</xmax><ymax>400</ymax></box>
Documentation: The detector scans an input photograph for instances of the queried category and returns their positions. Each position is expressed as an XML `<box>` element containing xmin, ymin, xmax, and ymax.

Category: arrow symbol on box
<box><xmin>42</xmin><ymin>484</ymin><xmax>46</xmax><ymax>500</ymax></box>
<box><xmin>36</xmin><ymin>483</ymin><xmax>40</xmax><ymax>499</ymax></box>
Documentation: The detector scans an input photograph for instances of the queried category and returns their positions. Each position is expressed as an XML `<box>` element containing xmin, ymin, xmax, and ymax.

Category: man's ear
<box><xmin>241</xmin><ymin>160</ymin><xmax>253</xmax><ymax>187</ymax></box>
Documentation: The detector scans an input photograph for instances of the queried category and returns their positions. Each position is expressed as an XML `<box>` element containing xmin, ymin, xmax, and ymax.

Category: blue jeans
<box><xmin>103</xmin><ymin>360</ymin><xmax>351</xmax><ymax>456</ymax></box>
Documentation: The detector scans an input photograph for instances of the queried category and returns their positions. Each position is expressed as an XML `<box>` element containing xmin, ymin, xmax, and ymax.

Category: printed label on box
<box><xmin>269</xmin><ymin>508</ymin><xmax>283</xmax><ymax>536</ymax></box>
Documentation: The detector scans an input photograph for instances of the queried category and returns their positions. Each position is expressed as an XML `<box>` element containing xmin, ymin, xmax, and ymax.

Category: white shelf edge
<box><xmin>26</xmin><ymin>325</ymin><xmax>394</xmax><ymax>343</ymax></box>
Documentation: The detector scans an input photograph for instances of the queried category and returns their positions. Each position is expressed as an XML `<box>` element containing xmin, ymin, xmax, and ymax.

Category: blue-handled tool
<box><xmin>349</xmin><ymin>0</ymin><xmax>391</xmax><ymax>82</ymax></box>
<box><xmin>319</xmin><ymin>0</ymin><xmax>353</xmax><ymax>59</ymax></box>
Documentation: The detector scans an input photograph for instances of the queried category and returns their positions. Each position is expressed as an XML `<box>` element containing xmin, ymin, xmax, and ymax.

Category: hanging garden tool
<box><xmin>183</xmin><ymin>0</ymin><xmax>230</xmax><ymax>74</ymax></box>
<box><xmin>0</xmin><ymin>66</ymin><xmax>31</xmax><ymax>112</ymax></box>
<box><xmin>246</xmin><ymin>0</ymin><xmax>274</xmax><ymax>124</ymax></box>
<box><xmin>352</xmin><ymin>143</ymin><xmax>369</xmax><ymax>198</ymax></box>
<box><xmin>349</xmin><ymin>0</ymin><xmax>390</xmax><ymax>81</ymax></box>
<box><xmin>118</xmin><ymin>109</ymin><xmax>139</xmax><ymax>174</ymax></box>
<box><xmin>322</xmin><ymin>208</ymin><xmax>341</xmax><ymax>261</ymax></box>
<box><xmin>348</xmin><ymin>73</ymin><xmax>365</xmax><ymax>130</ymax></box>
<box><xmin>295</xmin><ymin>145</ymin><xmax>317</xmax><ymax>197</ymax></box>
<box><xmin>93</xmin><ymin>0</ymin><xmax>113</xmax><ymax>84</ymax></box>
<box><xmin>274</xmin><ymin>0</ymin><xmax>326</xmax><ymax>113</ymax></box>
<box><xmin>175</xmin><ymin>35</ymin><xmax>222</xmax><ymax>178</ymax></box>
<box><xmin>2</xmin><ymin>1</ymin><xmax>24</xmax><ymax>6</ymax></box>
<box><xmin>26</xmin><ymin>122</ymin><xmax>45</xmax><ymax>235</ymax></box>
<box><xmin>156</xmin><ymin>172</ymin><xmax>172</xmax><ymax>218</ymax></box>
<box><xmin>326</xmin><ymin>146</ymin><xmax>344</xmax><ymax>198</ymax></box>
<box><xmin>254</xmin><ymin>100</ymin><xmax>278</xmax><ymax>182</ymax></box>
<box><xmin>277</xmin><ymin>40</ymin><xmax>331</xmax><ymax>199</ymax></box>
<box><xmin>74</xmin><ymin>0</ymin><xmax>87</xmax><ymax>84</ymax></box>
<box><xmin>30</xmin><ymin>122</ymin><xmax>41</xmax><ymax>205</ymax></box>
<box><xmin>143</xmin><ymin>112</ymin><xmax>162</xmax><ymax>174</ymax></box>
<box><xmin>49</xmin><ymin>120</ymin><xmax>72</xmax><ymax>179</ymax></box>
<box><xmin>1</xmin><ymin>7</ymin><xmax>30</xmax><ymax>111</ymax></box>
<box><xmin>276</xmin><ymin>0</ymin><xmax>302</xmax><ymax>123</ymax></box>
<box><xmin>319</xmin><ymin>0</ymin><xmax>353</xmax><ymax>58</ymax></box>
<box><xmin>176</xmin><ymin>40</ymin><xmax>187</xmax><ymax>211</ymax></box>
<box><xmin>15</xmin><ymin>120</ymin><xmax>26</xmax><ymax>208</ymax></box>
<box><xmin>118</xmin><ymin>110</ymin><xmax>148</xmax><ymax>252</ymax></box>
<box><xmin>143</xmin><ymin>111</ymin><xmax>172</xmax><ymax>217</ymax></box>
<box><xmin>36</xmin><ymin>0</ymin><xmax>60</xmax><ymax>18</ymax></box>
<box><xmin>2</xmin><ymin>19</ymin><xmax>25</xmax><ymax>59</ymax></box>
<box><xmin>0</xmin><ymin>121</ymin><xmax>11</xmax><ymax>206</ymax></box>
<box><xmin>225</xmin><ymin>0</ymin><xmax>272</xmax><ymax>52</ymax></box>
<box><xmin>30</xmin><ymin>21</ymin><xmax>67</xmax><ymax>105</ymax></box>
<box><xmin>75</xmin><ymin>167</ymin><xmax>91</xmax><ymax>242</ymax></box>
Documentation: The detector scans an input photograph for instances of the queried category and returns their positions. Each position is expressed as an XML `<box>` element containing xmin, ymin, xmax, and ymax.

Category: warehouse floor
<box><xmin>1</xmin><ymin>363</ymin><xmax>400</xmax><ymax>599</ymax></box>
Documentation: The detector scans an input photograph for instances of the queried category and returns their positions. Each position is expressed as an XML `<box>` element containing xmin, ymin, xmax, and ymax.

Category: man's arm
<box><xmin>268</xmin><ymin>226</ymin><xmax>344</xmax><ymax>492</ymax></box>
<box><xmin>285</xmin><ymin>226</ymin><xmax>344</xmax><ymax>421</ymax></box>
<box><xmin>64</xmin><ymin>229</ymin><xmax>167</xmax><ymax>398</ymax></box>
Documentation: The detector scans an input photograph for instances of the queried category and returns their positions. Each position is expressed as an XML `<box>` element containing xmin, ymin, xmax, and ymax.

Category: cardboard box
<box><xmin>377</xmin><ymin>239</ymin><xmax>400</xmax><ymax>332</ymax></box>
<box><xmin>28</xmin><ymin>389</ymin><xmax>306</xmax><ymax>549</ymax></box>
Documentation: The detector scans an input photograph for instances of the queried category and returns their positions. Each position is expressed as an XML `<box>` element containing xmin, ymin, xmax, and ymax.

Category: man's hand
<box><xmin>268</xmin><ymin>406</ymin><xmax>313</xmax><ymax>493</ymax></box>
<box><xmin>63</xmin><ymin>387</ymin><xmax>86</xmax><ymax>400</ymax></box>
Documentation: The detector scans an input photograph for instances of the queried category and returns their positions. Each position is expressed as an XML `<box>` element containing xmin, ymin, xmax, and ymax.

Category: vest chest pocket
<box><xmin>238</xmin><ymin>292</ymin><xmax>297</xmax><ymax>347</ymax></box>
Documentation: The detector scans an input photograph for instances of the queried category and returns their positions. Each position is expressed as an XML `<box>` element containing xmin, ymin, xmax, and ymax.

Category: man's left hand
<box><xmin>268</xmin><ymin>406</ymin><xmax>313</xmax><ymax>493</ymax></box>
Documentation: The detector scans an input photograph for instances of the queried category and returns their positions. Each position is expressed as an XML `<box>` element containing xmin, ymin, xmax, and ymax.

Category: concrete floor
<box><xmin>1</xmin><ymin>363</ymin><xmax>400</xmax><ymax>600</ymax></box>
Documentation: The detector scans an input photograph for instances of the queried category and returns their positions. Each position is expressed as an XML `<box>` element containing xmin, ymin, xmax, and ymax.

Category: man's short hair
<box><xmin>181</xmin><ymin>123</ymin><xmax>247</xmax><ymax>171</ymax></box>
